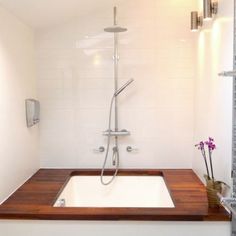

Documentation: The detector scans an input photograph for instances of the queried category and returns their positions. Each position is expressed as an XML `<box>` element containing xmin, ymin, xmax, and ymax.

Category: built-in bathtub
<box><xmin>54</xmin><ymin>175</ymin><xmax>174</xmax><ymax>208</ymax></box>
<box><xmin>0</xmin><ymin>169</ymin><xmax>230</xmax><ymax>221</ymax></box>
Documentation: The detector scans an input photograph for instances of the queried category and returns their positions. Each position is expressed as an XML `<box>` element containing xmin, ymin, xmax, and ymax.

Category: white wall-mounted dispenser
<box><xmin>25</xmin><ymin>99</ymin><xmax>40</xmax><ymax>127</ymax></box>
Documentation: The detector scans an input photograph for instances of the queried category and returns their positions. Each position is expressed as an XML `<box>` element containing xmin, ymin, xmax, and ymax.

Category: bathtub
<box><xmin>0</xmin><ymin>169</ymin><xmax>212</xmax><ymax>221</ymax></box>
<box><xmin>54</xmin><ymin>175</ymin><xmax>174</xmax><ymax>208</ymax></box>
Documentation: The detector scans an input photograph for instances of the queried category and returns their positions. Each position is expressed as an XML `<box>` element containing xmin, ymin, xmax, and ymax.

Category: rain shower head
<box><xmin>104</xmin><ymin>7</ymin><xmax>127</xmax><ymax>33</ymax></box>
<box><xmin>114</xmin><ymin>79</ymin><xmax>134</xmax><ymax>97</ymax></box>
<box><xmin>104</xmin><ymin>26</ymin><xmax>127</xmax><ymax>33</ymax></box>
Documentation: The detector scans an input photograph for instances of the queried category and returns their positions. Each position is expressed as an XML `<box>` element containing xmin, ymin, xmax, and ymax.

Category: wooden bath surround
<box><xmin>0</xmin><ymin>169</ymin><xmax>230</xmax><ymax>221</ymax></box>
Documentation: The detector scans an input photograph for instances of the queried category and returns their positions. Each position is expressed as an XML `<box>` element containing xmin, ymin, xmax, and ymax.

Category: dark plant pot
<box><xmin>204</xmin><ymin>175</ymin><xmax>222</xmax><ymax>208</ymax></box>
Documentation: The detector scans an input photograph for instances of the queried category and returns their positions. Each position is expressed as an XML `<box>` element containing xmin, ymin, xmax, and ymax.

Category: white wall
<box><xmin>0</xmin><ymin>1</ymin><xmax>232</xmax><ymax>235</ymax></box>
<box><xmin>0</xmin><ymin>220</ymin><xmax>231</xmax><ymax>236</ymax></box>
<box><xmin>0</xmin><ymin>6</ymin><xmax>39</xmax><ymax>202</ymax></box>
<box><xmin>193</xmin><ymin>0</ymin><xmax>234</xmax><ymax>185</ymax></box>
<box><xmin>36</xmin><ymin>0</ymin><xmax>197</xmax><ymax>168</ymax></box>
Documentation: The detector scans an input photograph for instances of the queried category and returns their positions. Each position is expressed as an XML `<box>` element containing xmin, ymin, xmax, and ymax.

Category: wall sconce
<box><xmin>191</xmin><ymin>11</ymin><xmax>203</xmax><ymax>32</ymax></box>
<box><xmin>203</xmin><ymin>0</ymin><xmax>218</xmax><ymax>21</ymax></box>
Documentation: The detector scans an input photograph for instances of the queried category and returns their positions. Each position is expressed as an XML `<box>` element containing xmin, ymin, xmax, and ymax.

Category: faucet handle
<box><xmin>93</xmin><ymin>146</ymin><xmax>105</xmax><ymax>153</ymax></box>
<box><xmin>126</xmin><ymin>146</ymin><xmax>139</xmax><ymax>153</ymax></box>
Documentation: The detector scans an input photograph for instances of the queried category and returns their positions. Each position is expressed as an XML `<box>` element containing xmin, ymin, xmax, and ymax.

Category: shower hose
<box><xmin>100</xmin><ymin>95</ymin><xmax>119</xmax><ymax>185</ymax></box>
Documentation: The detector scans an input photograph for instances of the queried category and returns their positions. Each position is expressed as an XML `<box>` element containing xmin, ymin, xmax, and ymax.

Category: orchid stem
<box><xmin>202</xmin><ymin>149</ymin><xmax>210</xmax><ymax>177</ymax></box>
<box><xmin>208</xmin><ymin>149</ymin><xmax>214</xmax><ymax>180</ymax></box>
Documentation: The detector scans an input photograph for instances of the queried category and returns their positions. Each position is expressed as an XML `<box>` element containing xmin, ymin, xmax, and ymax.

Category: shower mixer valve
<box><xmin>103</xmin><ymin>129</ymin><xmax>130</xmax><ymax>137</ymax></box>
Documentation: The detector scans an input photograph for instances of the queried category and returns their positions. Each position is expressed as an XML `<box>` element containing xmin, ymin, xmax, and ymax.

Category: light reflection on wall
<box><xmin>194</xmin><ymin>0</ymin><xmax>234</xmax><ymax>184</ymax></box>
<box><xmin>211</xmin><ymin>20</ymin><xmax>221</xmax><ymax>78</ymax></box>
<box><xmin>93</xmin><ymin>54</ymin><xmax>102</xmax><ymax>66</ymax></box>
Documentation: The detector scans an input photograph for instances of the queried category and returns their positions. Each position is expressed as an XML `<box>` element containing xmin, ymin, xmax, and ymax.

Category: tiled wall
<box><xmin>36</xmin><ymin>0</ymin><xmax>197</xmax><ymax>168</ymax></box>
<box><xmin>193</xmin><ymin>0</ymin><xmax>234</xmax><ymax>184</ymax></box>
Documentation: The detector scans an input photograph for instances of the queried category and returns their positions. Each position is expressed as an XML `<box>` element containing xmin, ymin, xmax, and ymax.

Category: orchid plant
<box><xmin>195</xmin><ymin>137</ymin><xmax>216</xmax><ymax>180</ymax></box>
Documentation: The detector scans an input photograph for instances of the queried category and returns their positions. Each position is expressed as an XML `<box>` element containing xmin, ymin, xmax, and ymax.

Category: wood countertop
<box><xmin>0</xmin><ymin>169</ymin><xmax>230</xmax><ymax>221</ymax></box>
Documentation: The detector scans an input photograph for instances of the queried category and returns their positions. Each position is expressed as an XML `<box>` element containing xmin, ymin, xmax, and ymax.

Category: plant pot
<box><xmin>204</xmin><ymin>175</ymin><xmax>222</xmax><ymax>208</ymax></box>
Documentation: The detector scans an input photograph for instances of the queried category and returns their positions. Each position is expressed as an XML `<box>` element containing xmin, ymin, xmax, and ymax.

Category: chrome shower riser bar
<box><xmin>100</xmin><ymin>7</ymin><xmax>131</xmax><ymax>186</ymax></box>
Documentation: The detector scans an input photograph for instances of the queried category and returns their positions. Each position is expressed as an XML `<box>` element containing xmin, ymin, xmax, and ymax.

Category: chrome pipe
<box><xmin>114</xmin><ymin>6</ymin><xmax>117</xmax><ymax>26</ymax></box>
<box><xmin>114</xmin><ymin>30</ymin><xmax>118</xmax><ymax>131</ymax></box>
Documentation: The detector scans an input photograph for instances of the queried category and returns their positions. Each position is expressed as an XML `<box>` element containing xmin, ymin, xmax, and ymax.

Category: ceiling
<box><xmin>0</xmin><ymin>0</ymin><xmax>115</xmax><ymax>29</ymax></box>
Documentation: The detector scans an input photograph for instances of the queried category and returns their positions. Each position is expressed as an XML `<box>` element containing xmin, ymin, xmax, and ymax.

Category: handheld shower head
<box><xmin>114</xmin><ymin>79</ymin><xmax>134</xmax><ymax>97</ymax></box>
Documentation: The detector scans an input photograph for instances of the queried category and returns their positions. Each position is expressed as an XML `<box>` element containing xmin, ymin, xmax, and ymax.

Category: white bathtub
<box><xmin>54</xmin><ymin>176</ymin><xmax>174</xmax><ymax>208</ymax></box>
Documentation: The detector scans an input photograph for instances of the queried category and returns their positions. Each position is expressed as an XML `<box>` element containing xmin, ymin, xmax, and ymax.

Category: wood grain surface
<box><xmin>0</xmin><ymin>169</ymin><xmax>230</xmax><ymax>221</ymax></box>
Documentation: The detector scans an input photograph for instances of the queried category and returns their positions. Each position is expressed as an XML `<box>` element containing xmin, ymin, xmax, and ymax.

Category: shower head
<box><xmin>104</xmin><ymin>26</ymin><xmax>127</xmax><ymax>33</ymax></box>
<box><xmin>104</xmin><ymin>7</ymin><xmax>127</xmax><ymax>33</ymax></box>
<box><xmin>114</xmin><ymin>79</ymin><xmax>134</xmax><ymax>97</ymax></box>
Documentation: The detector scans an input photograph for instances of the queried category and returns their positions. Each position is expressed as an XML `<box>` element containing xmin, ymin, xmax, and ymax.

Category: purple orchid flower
<box><xmin>205</xmin><ymin>137</ymin><xmax>216</xmax><ymax>151</ymax></box>
<box><xmin>195</xmin><ymin>137</ymin><xmax>217</xmax><ymax>180</ymax></box>
<box><xmin>195</xmin><ymin>141</ymin><xmax>205</xmax><ymax>150</ymax></box>
<box><xmin>204</xmin><ymin>137</ymin><xmax>216</xmax><ymax>179</ymax></box>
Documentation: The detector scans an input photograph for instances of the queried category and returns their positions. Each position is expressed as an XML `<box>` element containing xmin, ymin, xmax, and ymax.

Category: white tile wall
<box><xmin>193</xmin><ymin>0</ymin><xmax>234</xmax><ymax>184</ymax></box>
<box><xmin>36</xmin><ymin>0</ymin><xmax>197</xmax><ymax>168</ymax></box>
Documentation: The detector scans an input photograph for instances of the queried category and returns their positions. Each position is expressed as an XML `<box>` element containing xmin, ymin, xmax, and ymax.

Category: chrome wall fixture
<box><xmin>100</xmin><ymin>7</ymin><xmax>134</xmax><ymax>186</ymax></box>
<box><xmin>25</xmin><ymin>99</ymin><xmax>40</xmax><ymax>128</ymax></box>
<box><xmin>191</xmin><ymin>11</ymin><xmax>203</xmax><ymax>31</ymax></box>
<box><xmin>218</xmin><ymin>71</ymin><xmax>236</xmax><ymax>77</ymax></box>
<box><xmin>203</xmin><ymin>0</ymin><xmax>218</xmax><ymax>21</ymax></box>
<box><xmin>190</xmin><ymin>0</ymin><xmax>218</xmax><ymax>31</ymax></box>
